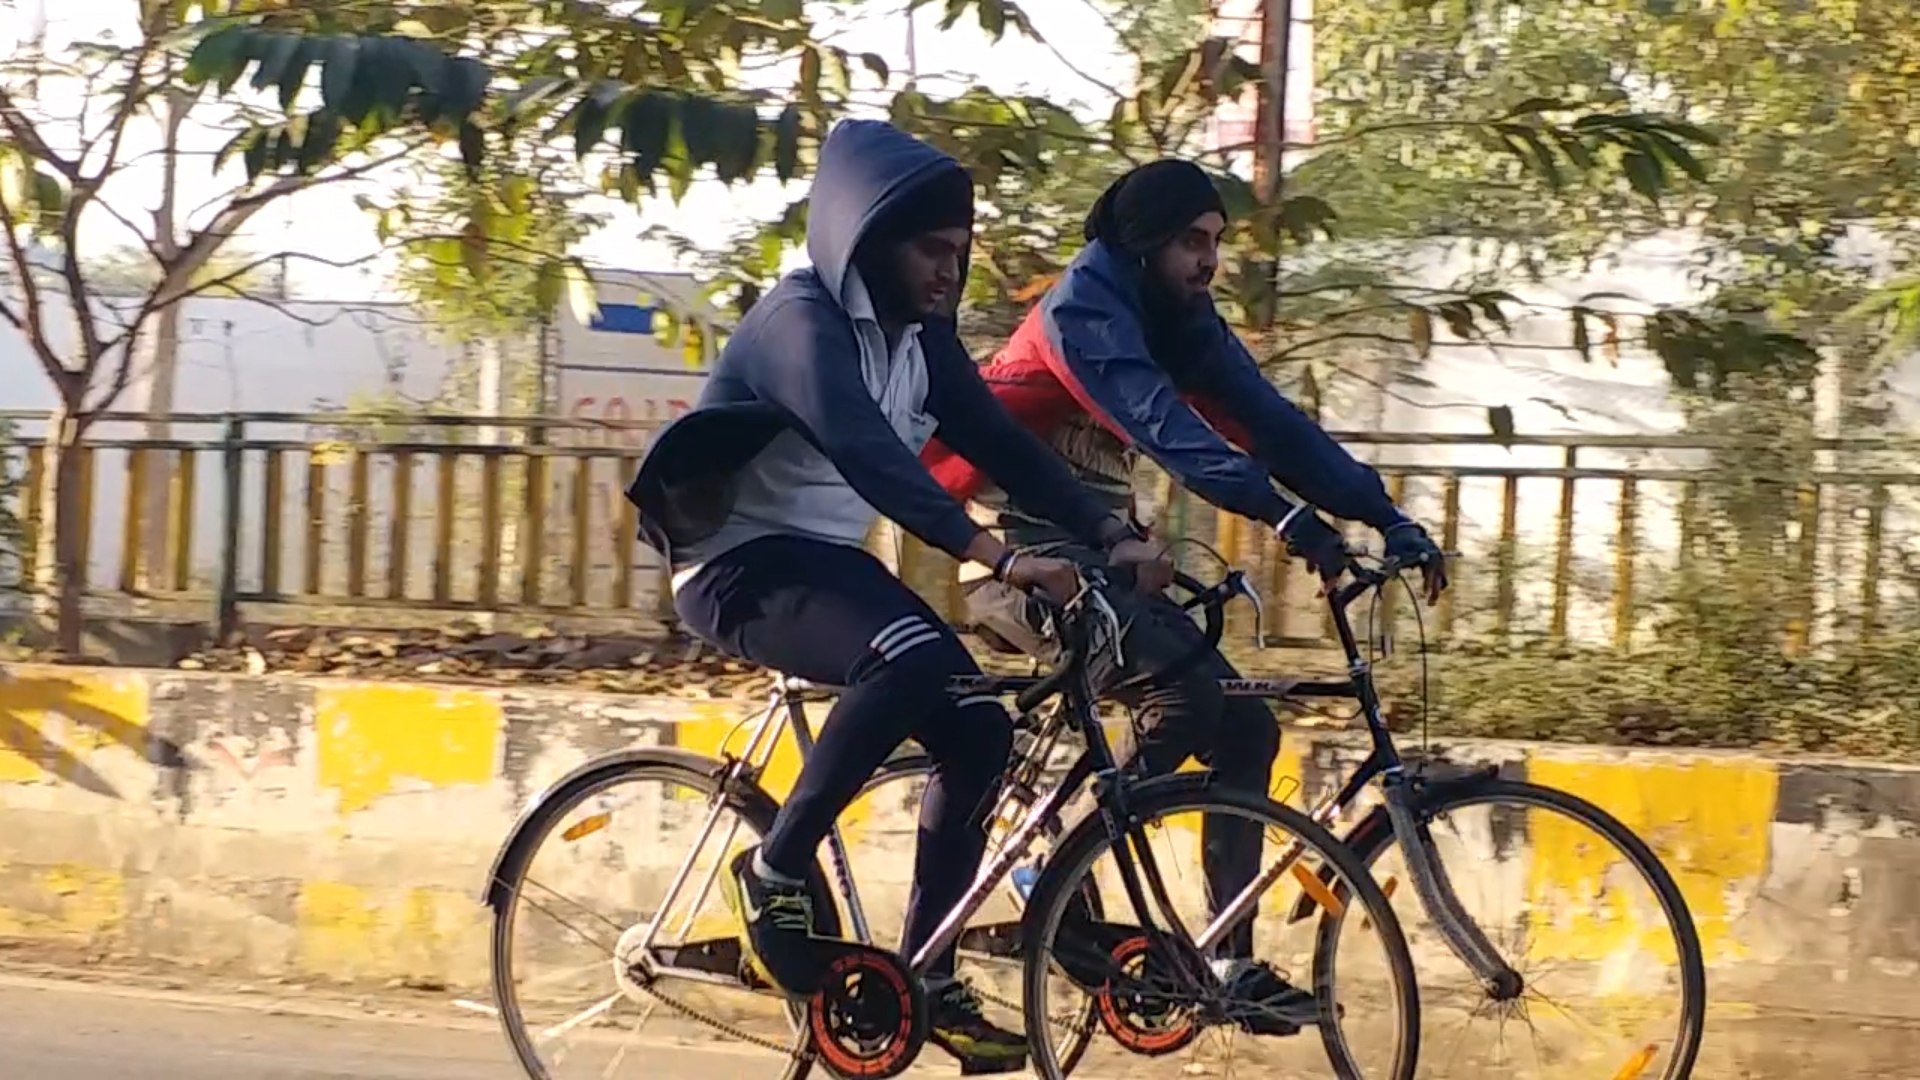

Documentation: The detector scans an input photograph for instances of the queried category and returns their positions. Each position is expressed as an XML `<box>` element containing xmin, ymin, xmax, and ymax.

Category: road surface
<box><xmin>0</xmin><ymin>973</ymin><xmax>776</xmax><ymax>1080</ymax></box>
<box><xmin>0</xmin><ymin>968</ymin><xmax>1912</xmax><ymax>1078</ymax></box>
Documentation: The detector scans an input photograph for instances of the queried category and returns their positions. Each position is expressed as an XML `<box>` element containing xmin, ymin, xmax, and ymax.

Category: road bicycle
<box><xmin>479</xmin><ymin>561</ymin><xmax>1419</xmax><ymax>1080</ymax></box>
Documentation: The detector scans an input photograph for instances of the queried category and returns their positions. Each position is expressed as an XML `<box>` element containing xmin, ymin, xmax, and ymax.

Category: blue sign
<box><xmin>588</xmin><ymin>302</ymin><xmax>658</xmax><ymax>335</ymax></box>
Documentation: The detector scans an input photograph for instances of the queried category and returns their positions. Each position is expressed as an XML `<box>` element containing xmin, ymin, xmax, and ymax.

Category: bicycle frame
<box><xmin>1193</xmin><ymin>573</ymin><xmax>1515</xmax><ymax>987</ymax></box>
<box><xmin>637</xmin><ymin>563</ymin><xmax>1512</xmax><ymax>996</ymax></box>
<box><xmin>633</xmin><ymin>668</ymin><xmax>1085</xmax><ymax>983</ymax></box>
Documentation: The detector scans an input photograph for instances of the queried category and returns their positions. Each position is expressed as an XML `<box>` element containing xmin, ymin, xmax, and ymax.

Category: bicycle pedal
<box><xmin>957</xmin><ymin>1053</ymin><xmax>1029</xmax><ymax>1076</ymax></box>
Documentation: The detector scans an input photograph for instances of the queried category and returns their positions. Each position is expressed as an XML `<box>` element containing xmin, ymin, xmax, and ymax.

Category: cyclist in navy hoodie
<box><xmin>626</xmin><ymin>119</ymin><xmax>1171</xmax><ymax>1071</ymax></box>
<box><xmin>923</xmin><ymin>159</ymin><xmax>1449</xmax><ymax>1035</ymax></box>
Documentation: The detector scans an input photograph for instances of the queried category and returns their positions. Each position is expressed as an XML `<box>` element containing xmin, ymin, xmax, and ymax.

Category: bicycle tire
<box><xmin>1311</xmin><ymin>777</ymin><xmax>1706</xmax><ymax>1080</ymax></box>
<box><xmin>860</xmin><ymin>753</ymin><xmax>1103</xmax><ymax>1075</ymax></box>
<box><xmin>487</xmin><ymin>750</ymin><xmax>841</xmax><ymax>1080</ymax></box>
<box><xmin>1021</xmin><ymin>775</ymin><xmax>1421</xmax><ymax>1080</ymax></box>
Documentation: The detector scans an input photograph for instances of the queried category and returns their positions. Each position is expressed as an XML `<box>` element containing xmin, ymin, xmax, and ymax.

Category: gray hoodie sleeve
<box><xmin>738</xmin><ymin>296</ymin><xmax>984</xmax><ymax>560</ymax></box>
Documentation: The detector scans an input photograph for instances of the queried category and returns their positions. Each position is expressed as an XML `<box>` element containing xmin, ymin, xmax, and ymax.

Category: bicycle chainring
<box><xmin>1094</xmin><ymin>935</ymin><xmax>1201</xmax><ymax>1056</ymax></box>
<box><xmin>806</xmin><ymin>944</ymin><xmax>928</xmax><ymax>1079</ymax></box>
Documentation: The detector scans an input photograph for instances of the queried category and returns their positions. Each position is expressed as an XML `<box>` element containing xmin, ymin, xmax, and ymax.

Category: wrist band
<box><xmin>1274</xmin><ymin>503</ymin><xmax>1307</xmax><ymax>539</ymax></box>
<box><xmin>992</xmin><ymin>549</ymin><xmax>1019</xmax><ymax>582</ymax></box>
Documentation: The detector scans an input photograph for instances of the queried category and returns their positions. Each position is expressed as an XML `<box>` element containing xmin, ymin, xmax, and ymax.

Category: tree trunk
<box><xmin>38</xmin><ymin>402</ymin><xmax>88</xmax><ymax>656</ymax></box>
<box><xmin>139</xmin><ymin>302</ymin><xmax>182</xmax><ymax>588</ymax></box>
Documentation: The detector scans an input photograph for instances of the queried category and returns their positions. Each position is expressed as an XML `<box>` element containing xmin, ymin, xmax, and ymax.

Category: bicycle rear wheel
<box><xmin>1022</xmin><ymin>779</ymin><xmax>1420</xmax><ymax>1080</ymax></box>
<box><xmin>486</xmin><ymin>751</ymin><xmax>838</xmax><ymax>1080</ymax></box>
<box><xmin>1312</xmin><ymin>777</ymin><xmax>1705</xmax><ymax>1080</ymax></box>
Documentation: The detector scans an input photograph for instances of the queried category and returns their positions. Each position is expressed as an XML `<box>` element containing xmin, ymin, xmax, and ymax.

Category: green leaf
<box><xmin>711</xmin><ymin>103</ymin><xmax>761</xmax><ymax>184</ymax></box>
<box><xmin>859</xmin><ymin>52</ymin><xmax>891</xmax><ymax>84</ymax></box>
<box><xmin>212</xmin><ymin>127</ymin><xmax>252</xmax><ymax>173</ymax></box>
<box><xmin>297</xmin><ymin>110</ymin><xmax>343</xmax><ymax>174</ymax></box>
<box><xmin>183</xmin><ymin>24</ymin><xmax>248</xmax><ymax>86</ymax></box>
<box><xmin>679</xmin><ymin>95</ymin><xmax>717</xmax><ymax>165</ymax></box>
<box><xmin>621</xmin><ymin>91</ymin><xmax>676</xmax><ymax>180</ymax></box>
<box><xmin>458</xmin><ymin>122</ymin><xmax>486</xmax><ymax>179</ymax></box>
<box><xmin>1487</xmin><ymin>404</ymin><xmax>1516</xmax><ymax>445</ymax></box>
<box><xmin>977</xmin><ymin>0</ymin><xmax>1008</xmax><ymax>41</ymax></box>
<box><xmin>442</xmin><ymin>57</ymin><xmax>492</xmax><ymax>122</ymax></box>
<box><xmin>572</xmin><ymin>81</ymin><xmax>624</xmax><ymax>158</ymax></box>
<box><xmin>771</xmin><ymin>104</ymin><xmax>803</xmax><ymax>182</ymax></box>
<box><xmin>250</xmin><ymin>32</ymin><xmax>304</xmax><ymax>94</ymax></box>
<box><xmin>242</xmin><ymin>132</ymin><xmax>270</xmax><ymax>181</ymax></box>
<box><xmin>1621</xmin><ymin>150</ymin><xmax>1665</xmax><ymax>201</ymax></box>
<box><xmin>319</xmin><ymin>37</ymin><xmax>362</xmax><ymax>118</ymax></box>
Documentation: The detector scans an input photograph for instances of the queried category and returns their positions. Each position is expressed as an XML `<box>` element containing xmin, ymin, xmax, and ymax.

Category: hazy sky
<box><xmin>0</xmin><ymin>0</ymin><xmax>1159</xmax><ymax>298</ymax></box>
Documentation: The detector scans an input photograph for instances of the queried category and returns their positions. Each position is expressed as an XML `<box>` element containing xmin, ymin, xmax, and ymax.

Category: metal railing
<box><xmin>1</xmin><ymin>411</ymin><xmax>1915</xmax><ymax>651</ymax></box>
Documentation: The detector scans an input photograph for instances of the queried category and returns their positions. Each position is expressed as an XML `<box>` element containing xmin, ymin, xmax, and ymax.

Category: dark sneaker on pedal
<box><xmin>1221</xmin><ymin>961</ymin><xmax>1322</xmax><ymax>1035</ymax></box>
<box><xmin>720</xmin><ymin>847</ymin><xmax>819</xmax><ymax>996</ymax></box>
<box><xmin>927</xmin><ymin>979</ymin><xmax>1028</xmax><ymax>1073</ymax></box>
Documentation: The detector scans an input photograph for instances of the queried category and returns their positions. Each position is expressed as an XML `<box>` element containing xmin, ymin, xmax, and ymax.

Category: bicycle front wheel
<box><xmin>1314</xmin><ymin>777</ymin><xmax>1706</xmax><ymax>1080</ymax></box>
<box><xmin>1022</xmin><ymin>781</ymin><xmax>1420</xmax><ymax>1080</ymax></box>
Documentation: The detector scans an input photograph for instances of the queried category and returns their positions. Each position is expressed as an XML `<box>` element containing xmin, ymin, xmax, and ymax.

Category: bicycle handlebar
<box><xmin>1007</xmin><ymin>540</ymin><xmax>1445</xmax><ymax>715</ymax></box>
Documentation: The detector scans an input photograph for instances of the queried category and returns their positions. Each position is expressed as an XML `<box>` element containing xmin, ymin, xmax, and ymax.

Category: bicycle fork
<box><xmin>1194</xmin><ymin>772</ymin><xmax>1520</xmax><ymax>998</ymax></box>
<box><xmin>1378</xmin><ymin>776</ymin><xmax>1522</xmax><ymax>998</ymax></box>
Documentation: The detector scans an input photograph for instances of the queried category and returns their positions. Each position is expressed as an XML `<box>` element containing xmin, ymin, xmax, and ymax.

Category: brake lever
<box><xmin>1231</xmin><ymin>571</ymin><xmax>1266</xmax><ymax>650</ymax></box>
<box><xmin>1084</xmin><ymin>586</ymin><xmax>1125</xmax><ymax>672</ymax></box>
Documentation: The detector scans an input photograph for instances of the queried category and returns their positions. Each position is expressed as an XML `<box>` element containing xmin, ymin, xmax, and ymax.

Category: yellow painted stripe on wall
<box><xmin>0</xmin><ymin>668</ymin><xmax>149</xmax><ymax>786</ymax></box>
<box><xmin>0</xmin><ymin>862</ymin><xmax>127</xmax><ymax>939</ymax></box>
<box><xmin>314</xmin><ymin>684</ymin><xmax>502</xmax><ymax>815</ymax></box>
<box><xmin>1525</xmin><ymin>753</ymin><xmax>1777</xmax><ymax>964</ymax></box>
<box><xmin>295</xmin><ymin>880</ymin><xmax>483</xmax><ymax>983</ymax></box>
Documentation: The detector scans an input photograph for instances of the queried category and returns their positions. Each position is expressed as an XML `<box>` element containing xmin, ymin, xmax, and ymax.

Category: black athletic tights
<box><xmin>675</xmin><ymin>534</ymin><xmax>1013</xmax><ymax>979</ymax></box>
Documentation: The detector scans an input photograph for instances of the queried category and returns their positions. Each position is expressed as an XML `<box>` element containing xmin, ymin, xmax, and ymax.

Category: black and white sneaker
<box><xmin>1218</xmin><ymin>960</ymin><xmax>1321</xmax><ymax>1036</ymax></box>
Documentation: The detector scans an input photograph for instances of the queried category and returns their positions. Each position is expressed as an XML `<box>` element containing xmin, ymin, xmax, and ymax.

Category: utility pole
<box><xmin>1247</xmin><ymin>0</ymin><xmax>1294</xmax><ymax>331</ymax></box>
<box><xmin>906</xmin><ymin>5</ymin><xmax>920</xmax><ymax>81</ymax></box>
<box><xmin>1252</xmin><ymin>0</ymin><xmax>1292</xmax><ymax>205</ymax></box>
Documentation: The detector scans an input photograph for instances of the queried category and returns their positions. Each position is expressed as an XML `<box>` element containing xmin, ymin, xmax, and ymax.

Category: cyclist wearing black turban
<box><xmin>922</xmin><ymin>159</ymin><xmax>1450</xmax><ymax>1035</ymax></box>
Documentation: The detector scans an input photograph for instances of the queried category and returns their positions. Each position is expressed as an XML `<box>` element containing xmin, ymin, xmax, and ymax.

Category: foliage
<box><xmin>183</xmin><ymin>0</ymin><xmax>1739</xmax><ymax>410</ymax></box>
<box><xmin>81</xmin><ymin>244</ymin><xmax>284</xmax><ymax>297</ymax></box>
<box><xmin>1310</xmin><ymin>0</ymin><xmax>1920</xmax><ymax>414</ymax></box>
<box><xmin>370</xmin><ymin>148</ymin><xmax>606</xmax><ymax>343</ymax></box>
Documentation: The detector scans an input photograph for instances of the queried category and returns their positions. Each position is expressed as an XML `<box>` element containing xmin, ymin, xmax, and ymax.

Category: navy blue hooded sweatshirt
<box><xmin>626</xmin><ymin>119</ymin><xmax>1121</xmax><ymax>575</ymax></box>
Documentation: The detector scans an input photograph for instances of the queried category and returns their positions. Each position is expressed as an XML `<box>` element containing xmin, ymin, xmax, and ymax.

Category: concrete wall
<box><xmin>0</xmin><ymin>664</ymin><xmax>1913</xmax><ymax>1067</ymax></box>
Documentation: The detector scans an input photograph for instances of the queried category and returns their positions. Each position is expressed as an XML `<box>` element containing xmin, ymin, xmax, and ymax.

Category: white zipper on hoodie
<box><xmin>669</xmin><ymin>269</ymin><xmax>934</xmax><ymax>592</ymax></box>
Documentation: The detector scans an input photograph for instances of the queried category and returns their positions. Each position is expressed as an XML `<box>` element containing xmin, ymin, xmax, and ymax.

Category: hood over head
<box><xmin>805</xmin><ymin>119</ymin><xmax>974</xmax><ymax>304</ymax></box>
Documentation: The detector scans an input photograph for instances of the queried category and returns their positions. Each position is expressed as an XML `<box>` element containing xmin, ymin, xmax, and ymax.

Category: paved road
<box><xmin>1</xmin><ymin>968</ymin><xmax>1914</xmax><ymax>1079</ymax></box>
<box><xmin>0</xmin><ymin>974</ymin><xmax>776</xmax><ymax>1080</ymax></box>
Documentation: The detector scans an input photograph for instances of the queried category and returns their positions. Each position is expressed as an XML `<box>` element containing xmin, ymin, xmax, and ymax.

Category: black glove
<box><xmin>1279</xmin><ymin>511</ymin><xmax>1348</xmax><ymax>584</ymax></box>
<box><xmin>1383</xmin><ymin>520</ymin><xmax>1449</xmax><ymax>603</ymax></box>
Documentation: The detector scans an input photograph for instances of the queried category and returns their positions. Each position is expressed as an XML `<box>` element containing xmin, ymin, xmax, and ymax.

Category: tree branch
<box><xmin>0</xmin><ymin>190</ymin><xmax>69</xmax><ymax>391</ymax></box>
<box><xmin>0</xmin><ymin>90</ymin><xmax>80</xmax><ymax>182</ymax></box>
<box><xmin>156</xmin><ymin>140</ymin><xmax>427</xmax><ymax>309</ymax></box>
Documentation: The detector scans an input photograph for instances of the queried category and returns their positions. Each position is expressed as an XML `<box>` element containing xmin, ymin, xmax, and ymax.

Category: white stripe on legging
<box><xmin>870</xmin><ymin>614</ymin><xmax>929</xmax><ymax>655</ymax></box>
<box><xmin>880</xmin><ymin>628</ymin><xmax>942</xmax><ymax>660</ymax></box>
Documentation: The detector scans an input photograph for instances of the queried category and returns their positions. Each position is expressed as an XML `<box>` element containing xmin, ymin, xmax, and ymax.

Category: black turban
<box><xmin>1083</xmin><ymin>160</ymin><xmax>1227</xmax><ymax>256</ymax></box>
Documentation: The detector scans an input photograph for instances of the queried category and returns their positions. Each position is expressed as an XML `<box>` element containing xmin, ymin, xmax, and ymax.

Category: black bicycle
<box><xmin>480</xmin><ymin>561</ymin><xmax>1420</xmax><ymax>1080</ymax></box>
<box><xmin>1130</xmin><ymin>539</ymin><xmax>1709</xmax><ymax>1080</ymax></box>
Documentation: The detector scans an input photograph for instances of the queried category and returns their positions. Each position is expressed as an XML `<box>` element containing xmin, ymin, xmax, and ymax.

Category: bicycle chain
<box><xmin>622</xmin><ymin>968</ymin><xmax>1089</xmax><ymax>1060</ymax></box>
<box><xmin>629</xmin><ymin>971</ymin><xmax>811</xmax><ymax>1058</ymax></box>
